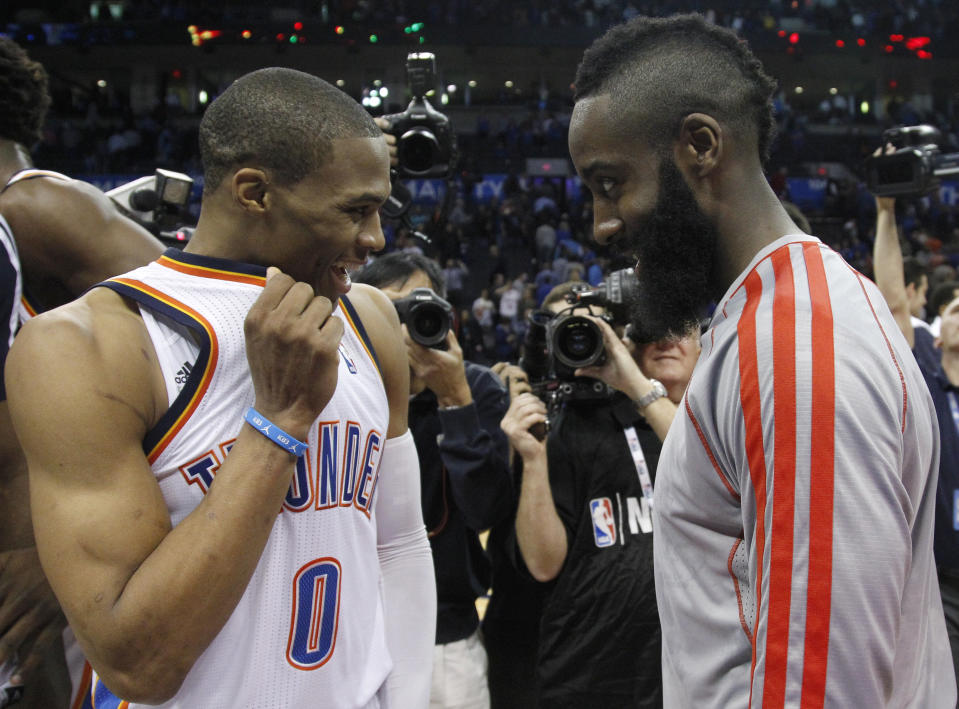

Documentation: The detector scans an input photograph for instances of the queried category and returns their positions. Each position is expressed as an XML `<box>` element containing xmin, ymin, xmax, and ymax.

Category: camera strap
<box><xmin>623</xmin><ymin>426</ymin><xmax>654</xmax><ymax>506</ymax></box>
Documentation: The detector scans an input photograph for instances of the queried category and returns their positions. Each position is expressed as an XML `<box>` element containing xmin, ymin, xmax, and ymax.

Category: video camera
<box><xmin>106</xmin><ymin>168</ymin><xmax>194</xmax><ymax>239</ymax></box>
<box><xmin>393</xmin><ymin>287</ymin><xmax>454</xmax><ymax>349</ymax></box>
<box><xmin>380</xmin><ymin>53</ymin><xmax>456</xmax><ymax>180</ymax></box>
<box><xmin>864</xmin><ymin>124</ymin><xmax>959</xmax><ymax>198</ymax></box>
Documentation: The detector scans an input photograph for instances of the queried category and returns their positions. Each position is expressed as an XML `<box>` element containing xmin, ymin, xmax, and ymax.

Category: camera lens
<box><xmin>408</xmin><ymin>301</ymin><xmax>450</xmax><ymax>348</ymax></box>
<box><xmin>551</xmin><ymin>316</ymin><xmax>605</xmax><ymax>370</ymax></box>
<box><xmin>399</xmin><ymin>128</ymin><xmax>440</xmax><ymax>175</ymax></box>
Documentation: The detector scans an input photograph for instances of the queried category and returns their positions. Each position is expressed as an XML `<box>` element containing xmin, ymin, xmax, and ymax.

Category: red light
<box><xmin>917</xmin><ymin>50</ymin><xmax>933</xmax><ymax>60</ymax></box>
<box><xmin>293</xmin><ymin>21</ymin><xmax>303</xmax><ymax>31</ymax></box>
<box><xmin>905</xmin><ymin>36</ymin><xmax>931</xmax><ymax>50</ymax></box>
<box><xmin>241</xmin><ymin>29</ymin><xmax>252</xmax><ymax>39</ymax></box>
<box><xmin>817</xmin><ymin>167</ymin><xmax>827</xmax><ymax>176</ymax></box>
<box><xmin>889</xmin><ymin>80</ymin><xmax>898</xmax><ymax>89</ymax></box>
<box><xmin>857</xmin><ymin>38</ymin><xmax>866</xmax><ymax>47</ymax></box>
<box><xmin>890</xmin><ymin>34</ymin><xmax>904</xmax><ymax>42</ymax></box>
<box><xmin>176</xmin><ymin>230</ymin><xmax>187</xmax><ymax>241</ymax></box>
<box><xmin>335</xmin><ymin>25</ymin><xmax>345</xmax><ymax>35</ymax></box>
<box><xmin>884</xmin><ymin>45</ymin><xmax>894</xmax><ymax>53</ymax></box>
<box><xmin>778</xmin><ymin>30</ymin><xmax>786</xmax><ymax>38</ymax></box>
<box><xmin>789</xmin><ymin>32</ymin><xmax>800</xmax><ymax>44</ymax></box>
<box><xmin>276</xmin><ymin>33</ymin><xmax>285</xmax><ymax>41</ymax></box>
<box><xmin>835</xmin><ymin>39</ymin><xmax>845</xmax><ymax>48</ymax></box>
<box><xmin>542</xmin><ymin>164</ymin><xmax>551</xmax><ymax>171</ymax></box>
<box><xmin>171</xmin><ymin>69</ymin><xmax>182</xmax><ymax>79</ymax></box>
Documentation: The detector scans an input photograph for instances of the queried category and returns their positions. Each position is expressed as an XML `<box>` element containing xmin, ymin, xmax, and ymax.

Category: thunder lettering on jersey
<box><xmin>92</xmin><ymin>249</ymin><xmax>392</xmax><ymax>709</ymax></box>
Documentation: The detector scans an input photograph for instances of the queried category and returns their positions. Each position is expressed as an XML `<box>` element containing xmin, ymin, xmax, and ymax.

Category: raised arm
<box><xmin>869</xmin><ymin>150</ymin><xmax>914</xmax><ymax>347</ymax></box>
<box><xmin>501</xmin><ymin>392</ymin><xmax>567</xmax><ymax>582</ymax></box>
<box><xmin>5</xmin><ymin>271</ymin><xmax>342</xmax><ymax>704</ymax></box>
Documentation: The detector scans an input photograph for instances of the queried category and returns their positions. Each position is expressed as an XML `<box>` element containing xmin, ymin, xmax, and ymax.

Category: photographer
<box><xmin>353</xmin><ymin>253</ymin><xmax>512</xmax><ymax>709</ymax></box>
<box><xmin>870</xmin><ymin>152</ymin><xmax>959</xmax><ymax>693</ymax></box>
<box><xmin>498</xmin><ymin>281</ymin><xmax>697</xmax><ymax>708</ymax></box>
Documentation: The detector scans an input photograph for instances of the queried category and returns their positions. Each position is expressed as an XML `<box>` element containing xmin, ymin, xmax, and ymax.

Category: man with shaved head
<box><xmin>568</xmin><ymin>13</ymin><xmax>954</xmax><ymax>707</ymax></box>
<box><xmin>6</xmin><ymin>68</ymin><xmax>435</xmax><ymax>708</ymax></box>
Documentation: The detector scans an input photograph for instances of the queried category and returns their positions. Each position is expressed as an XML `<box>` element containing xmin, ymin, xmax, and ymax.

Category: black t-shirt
<box><xmin>536</xmin><ymin>392</ymin><xmax>663</xmax><ymax>708</ymax></box>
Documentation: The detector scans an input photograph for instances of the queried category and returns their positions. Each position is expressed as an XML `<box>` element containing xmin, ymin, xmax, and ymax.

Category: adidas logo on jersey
<box><xmin>174</xmin><ymin>361</ymin><xmax>193</xmax><ymax>386</ymax></box>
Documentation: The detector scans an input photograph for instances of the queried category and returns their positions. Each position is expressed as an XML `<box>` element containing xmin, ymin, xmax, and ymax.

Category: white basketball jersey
<box><xmin>91</xmin><ymin>248</ymin><xmax>392</xmax><ymax>709</ymax></box>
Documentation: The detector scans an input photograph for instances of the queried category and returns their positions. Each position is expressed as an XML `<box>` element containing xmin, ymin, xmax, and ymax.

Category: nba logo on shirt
<box><xmin>590</xmin><ymin>497</ymin><xmax>616</xmax><ymax>548</ymax></box>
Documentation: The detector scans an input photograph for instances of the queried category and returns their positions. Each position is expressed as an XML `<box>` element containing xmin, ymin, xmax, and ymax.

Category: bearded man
<box><xmin>568</xmin><ymin>13</ymin><xmax>954</xmax><ymax>707</ymax></box>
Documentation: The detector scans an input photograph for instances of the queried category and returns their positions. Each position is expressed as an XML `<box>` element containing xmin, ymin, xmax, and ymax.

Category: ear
<box><xmin>675</xmin><ymin>113</ymin><xmax>722</xmax><ymax>178</ymax></box>
<box><xmin>231</xmin><ymin>168</ymin><xmax>271</xmax><ymax>213</ymax></box>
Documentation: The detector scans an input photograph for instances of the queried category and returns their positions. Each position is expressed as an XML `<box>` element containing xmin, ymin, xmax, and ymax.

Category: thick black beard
<box><xmin>622</xmin><ymin>159</ymin><xmax>721</xmax><ymax>344</ymax></box>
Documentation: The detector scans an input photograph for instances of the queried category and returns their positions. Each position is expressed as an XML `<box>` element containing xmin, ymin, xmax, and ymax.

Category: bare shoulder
<box><xmin>341</xmin><ymin>283</ymin><xmax>409</xmax><ymax>434</ymax></box>
<box><xmin>342</xmin><ymin>283</ymin><xmax>405</xmax><ymax>376</ymax></box>
<box><xmin>0</xmin><ymin>175</ymin><xmax>162</xmax><ymax>289</ymax></box>
<box><xmin>7</xmin><ymin>288</ymin><xmax>166</xmax><ymax>457</ymax></box>
<box><xmin>343</xmin><ymin>283</ymin><xmax>404</xmax><ymax>350</ymax></box>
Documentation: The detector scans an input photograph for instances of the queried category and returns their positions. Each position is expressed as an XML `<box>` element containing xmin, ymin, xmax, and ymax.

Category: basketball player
<box><xmin>568</xmin><ymin>13</ymin><xmax>954</xmax><ymax>706</ymax></box>
<box><xmin>5</xmin><ymin>67</ymin><xmax>435</xmax><ymax>708</ymax></box>
<box><xmin>0</xmin><ymin>37</ymin><xmax>163</xmax><ymax>708</ymax></box>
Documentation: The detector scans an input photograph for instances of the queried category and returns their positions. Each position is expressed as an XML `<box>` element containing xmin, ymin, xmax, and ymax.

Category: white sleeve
<box><xmin>375</xmin><ymin>430</ymin><xmax>436</xmax><ymax>709</ymax></box>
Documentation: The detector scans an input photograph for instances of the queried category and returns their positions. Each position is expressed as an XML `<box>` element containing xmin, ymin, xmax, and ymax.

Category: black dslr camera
<box><xmin>380</xmin><ymin>53</ymin><xmax>455</xmax><ymax>179</ymax></box>
<box><xmin>865</xmin><ymin>125</ymin><xmax>959</xmax><ymax>198</ymax></box>
<box><xmin>393</xmin><ymin>287</ymin><xmax>454</xmax><ymax>349</ymax></box>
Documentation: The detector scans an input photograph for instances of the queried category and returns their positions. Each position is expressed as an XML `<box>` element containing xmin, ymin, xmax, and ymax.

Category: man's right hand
<box><xmin>243</xmin><ymin>268</ymin><xmax>344</xmax><ymax>441</ymax></box>
<box><xmin>500</xmin><ymin>393</ymin><xmax>548</xmax><ymax>460</ymax></box>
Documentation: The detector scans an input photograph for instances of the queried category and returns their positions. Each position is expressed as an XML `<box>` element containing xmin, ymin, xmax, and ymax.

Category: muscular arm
<box><xmin>6</xmin><ymin>273</ymin><xmax>342</xmax><ymax>704</ymax></box>
<box><xmin>1</xmin><ymin>177</ymin><xmax>163</xmax><ymax>309</ymax></box>
<box><xmin>501</xmin><ymin>393</ymin><xmax>566</xmax><ymax>582</ymax></box>
<box><xmin>350</xmin><ymin>285</ymin><xmax>435</xmax><ymax>708</ymax></box>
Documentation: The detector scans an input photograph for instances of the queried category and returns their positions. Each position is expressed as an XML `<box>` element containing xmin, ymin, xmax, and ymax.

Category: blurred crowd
<box><xmin>9</xmin><ymin>0</ymin><xmax>959</xmax><ymax>39</ymax></box>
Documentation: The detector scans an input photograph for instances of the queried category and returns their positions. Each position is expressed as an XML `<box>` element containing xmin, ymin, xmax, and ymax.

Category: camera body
<box><xmin>393</xmin><ymin>287</ymin><xmax>454</xmax><ymax>349</ymax></box>
<box><xmin>106</xmin><ymin>168</ymin><xmax>194</xmax><ymax>237</ymax></box>
<box><xmin>865</xmin><ymin>124</ymin><xmax>959</xmax><ymax>198</ymax></box>
<box><xmin>519</xmin><ymin>308</ymin><xmax>613</xmax><ymax>404</ymax></box>
<box><xmin>380</xmin><ymin>53</ymin><xmax>455</xmax><ymax>179</ymax></box>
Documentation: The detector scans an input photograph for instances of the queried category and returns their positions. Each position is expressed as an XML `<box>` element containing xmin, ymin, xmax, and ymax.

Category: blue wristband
<box><xmin>244</xmin><ymin>407</ymin><xmax>309</xmax><ymax>457</ymax></box>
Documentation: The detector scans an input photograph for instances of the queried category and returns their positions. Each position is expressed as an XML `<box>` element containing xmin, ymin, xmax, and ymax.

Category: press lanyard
<box><xmin>623</xmin><ymin>426</ymin><xmax>654</xmax><ymax>505</ymax></box>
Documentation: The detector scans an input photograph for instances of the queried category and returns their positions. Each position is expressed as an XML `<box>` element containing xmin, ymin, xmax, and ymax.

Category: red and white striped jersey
<box><xmin>653</xmin><ymin>235</ymin><xmax>955</xmax><ymax>707</ymax></box>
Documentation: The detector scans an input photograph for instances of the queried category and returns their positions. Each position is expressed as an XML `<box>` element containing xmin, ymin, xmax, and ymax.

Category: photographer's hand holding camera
<box><xmin>574</xmin><ymin>315</ymin><xmax>679</xmax><ymax>442</ymax></box>
<box><xmin>403</xmin><ymin>324</ymin><xmax>473</xmax><ymax>408</ymax></box>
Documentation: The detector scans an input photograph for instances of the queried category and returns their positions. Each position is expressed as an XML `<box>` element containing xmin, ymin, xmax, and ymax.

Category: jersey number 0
<box><xmin>286</xmin><ymin>558</ymin><xmax>342</xmax><ymax>670</ymax></box>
